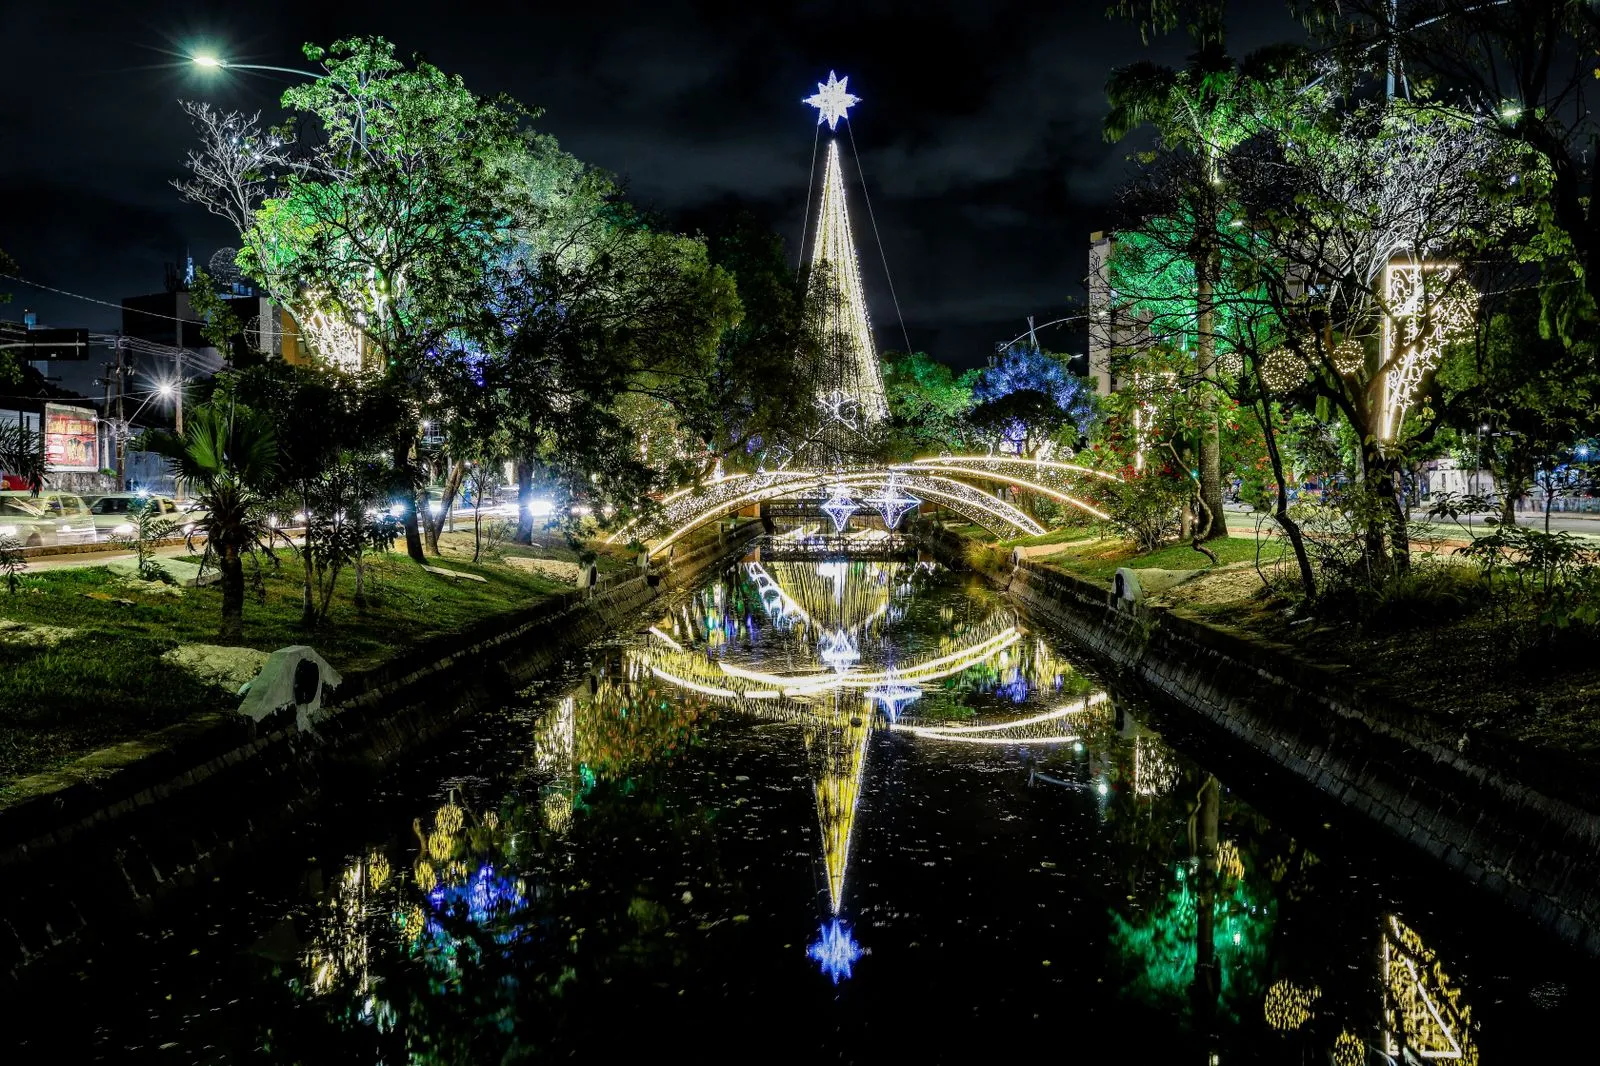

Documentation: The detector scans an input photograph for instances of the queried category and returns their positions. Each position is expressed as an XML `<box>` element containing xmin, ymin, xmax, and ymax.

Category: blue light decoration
<box><xmin>820</xmin><ymin>486</ymin><xmax>859</xmax><ymax>532</ymax></box>
<box><xmin>808</xmin><ymin>917</ymin><xmax>865</xmax><ymax>983</ymax></box>
<box><xmin>427</xmin><ymin>863</ymin><xmax>527</xmax><ymax>926</ymax></box>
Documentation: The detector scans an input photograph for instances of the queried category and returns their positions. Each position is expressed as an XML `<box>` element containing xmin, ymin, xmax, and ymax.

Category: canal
<box><xmin>11</xmin><ymin>554</ymin><xmax>1594</xmax><ymax>1062</ymax></box>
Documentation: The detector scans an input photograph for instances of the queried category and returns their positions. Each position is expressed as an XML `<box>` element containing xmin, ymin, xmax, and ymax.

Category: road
<box><xmin>1222</xmin><ymin>503</ymin><xmax>1600</xmax><ymax>540</ymax></box>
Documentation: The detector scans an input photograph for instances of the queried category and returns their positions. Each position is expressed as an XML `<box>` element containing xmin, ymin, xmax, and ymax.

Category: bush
<box><xmin>1104</xmin><ymin>471</ymin><xmax>1189</xmax><ymax>552</ymax></box>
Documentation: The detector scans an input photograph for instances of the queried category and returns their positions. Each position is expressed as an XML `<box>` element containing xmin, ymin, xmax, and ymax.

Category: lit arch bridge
<box><xmin>610</xmin><ymin>456</ymin><xmax>1124</xmax><ymax>558</ymax></box>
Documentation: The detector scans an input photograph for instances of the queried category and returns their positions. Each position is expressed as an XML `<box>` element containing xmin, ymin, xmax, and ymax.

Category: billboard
<box><xmin>44</xmin><ymin>403</ymin><xmax>99</xmax><ymax>472</ymax></box>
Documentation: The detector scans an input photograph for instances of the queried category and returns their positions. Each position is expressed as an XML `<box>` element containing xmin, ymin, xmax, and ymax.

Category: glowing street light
<box><xmin>189</xmin><ymin>52</ymin><xmax>322</xmax><ymax>79</ymax></box>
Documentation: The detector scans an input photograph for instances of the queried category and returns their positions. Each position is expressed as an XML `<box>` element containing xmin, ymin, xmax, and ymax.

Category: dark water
<box><xmin>9</xmin><ymin>558</ymin><xmax>1593</xmax><ymax>1063</ymax></box>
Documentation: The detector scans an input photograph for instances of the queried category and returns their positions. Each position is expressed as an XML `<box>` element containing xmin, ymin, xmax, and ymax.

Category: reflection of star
<box><xmin>865</xmin><ymin>680</ymin><xmax>921</xmax><ymax>721</ymax></box>
<box><xmin>818</xmin><ymin>627</ymin><xmax>860</xmax><ymax>673</ymax></box>
<box><xmin>808</xmin><ymin>918</ymin><xmax>865</xmax><ymax>983</ymax></box>
<box><xmin>803</xmin><ymin>70</ymin><xmax>860</xmax><ymax>131</ymax></box>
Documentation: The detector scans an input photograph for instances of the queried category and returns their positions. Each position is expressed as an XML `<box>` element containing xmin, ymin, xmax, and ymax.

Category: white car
<box><xmin>81</xmin><ymin>493</ymin><xmax>204</xmax><ymax>542</ymax></box>
<box><xmin>0</xmin><ymin>490</ymin><xmax>99</xmax><ymax>548</ymax></box>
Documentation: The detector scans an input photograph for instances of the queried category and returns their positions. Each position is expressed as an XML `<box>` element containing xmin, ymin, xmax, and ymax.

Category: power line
<box><xmin>797</xmin><ymin>121</ymin><xmax>821</xmax><ymax>272</ymax></box>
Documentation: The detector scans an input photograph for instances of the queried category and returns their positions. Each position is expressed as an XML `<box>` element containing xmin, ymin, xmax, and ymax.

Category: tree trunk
<box><xmin>515</xmin><ymin>460</ymin><xmax>534</xmax><ymax>545</ymax></box>
<box><xmin>1191</xmin><ymin>775</ymin><xmax>1221</xmax><ymax>1017</ymax></box>
<box><xmin>219</xmin><ymin>544</ymin><xmax>244</xmax><ymax>641</ymax></box>
<box><xmin>1196</xmin><ymin>233</ymin><xmax>1229</xmax><ymax>542</ymax></box>
<box><xmin>425</xmin><ymin>460</ymin><xmax>467</xmax><ymax>556</ymax></box>
<box><xmin>1257</xmin><ymin>395</ymin><xmax>1317</xmax><ymax>601</ymax></box>
<box><xmin>299</xmin><ymin>488</ymin><xmax>316</xmax><ymax>628</ymax></box>
<box><xmin>395</xmin><ymin>437</ymin><xmax>426</xmax><ymax>564</ymax></box>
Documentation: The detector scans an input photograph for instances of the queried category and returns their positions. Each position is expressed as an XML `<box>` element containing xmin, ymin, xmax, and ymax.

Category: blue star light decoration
<box><xmin>820</xmin><ymin>486</ymin><xmax>859</xmax><ymax>532</ymax></box>
<box><xmin>808</xmin><ymin>918</ymin><xmax>866</xmax><ymax>983</ymax></box>
<box><xmin>803</xmin><ymin>71</ymin><xmax>861</xmax><ymax>131</ymax></box>
<box><xmin>864</xmin><ymin>475</ymin><xmax>921</xmax><ymax>529</ymax></box>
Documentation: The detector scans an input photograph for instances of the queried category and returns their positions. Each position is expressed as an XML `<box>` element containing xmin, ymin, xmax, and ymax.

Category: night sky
<box><xmin>0</xmin><ymin>0</ymin><xmax>1300</xmax><ymax>375</ymax></box>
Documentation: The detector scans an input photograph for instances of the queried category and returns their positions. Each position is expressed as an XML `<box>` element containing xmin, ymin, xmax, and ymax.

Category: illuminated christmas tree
<box><xmin>801</xmin><ymin>72</ymin><xmax>890</xmax><ymax>451</ymax></box>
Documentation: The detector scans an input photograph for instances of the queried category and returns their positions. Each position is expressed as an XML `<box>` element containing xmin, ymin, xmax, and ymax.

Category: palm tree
<box><xmin>1104</xmin><ymin>33</ymin><xmax>1305</xmax><ymax>542</ymax></box>
<box><xmin>0</xmin><ymin>422</ymin><xmax>46</xmax><ymax>492</ymax></box>
<box><xmin>146</xmin><ymin>403</ymin><xmax>279</xmax><ymax>639</ymax></box>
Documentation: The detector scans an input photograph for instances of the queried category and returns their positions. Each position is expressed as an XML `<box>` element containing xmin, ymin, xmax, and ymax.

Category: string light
<box><xmin>809</xmin><ymin>139</ymin><xmax>889</xmax><ymax>425</ymax></box>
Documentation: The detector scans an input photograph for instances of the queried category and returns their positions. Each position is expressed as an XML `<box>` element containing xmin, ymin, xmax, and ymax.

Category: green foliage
<box><xmin>1105</xmin><ymin>470</ymin><xmax>1190</xmax><ymax>552</ymax></box>
<box><xmin>116</xmin><ymin>498</ymin><xmax>179</xmax><ymax>584</ymax></box>
<box><xmin>142</xmin><ymin>399</ymin><xmax>281</xmax><ymax>638</ymax></box>
<box><xmin>881</xmin><ymin>350</ymin><xmax>976</xmax><ymax>459</ymax></box>
<box><xmin>0</xmin><ymin>422</ymin><xmax>46</xmax><ymax>494</ymax></box>
<box><xmin>0</xmin><ymin>536</ymin><xmax>24</xmax><ymax>593</ymax></box>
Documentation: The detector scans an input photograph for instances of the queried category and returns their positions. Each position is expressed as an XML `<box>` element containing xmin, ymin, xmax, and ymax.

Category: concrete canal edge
<box><xmin>976</xmin><ymin>546</ymin><xmax>1600</xmax><ymax>956</ymax></box>
<box><xmin>0</xmin><ymin>522</ymin><xmax>758</xmax><ymax>979</ymax></box>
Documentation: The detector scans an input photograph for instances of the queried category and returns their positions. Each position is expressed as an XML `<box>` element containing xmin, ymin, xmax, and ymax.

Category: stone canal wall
<box><xmin>997</xmin><ymin>556</ymin><xmax>1600</xmax><ymax>956</ymax></box>
<box><xmin>0</xmin><ymin>522</ymin><xmax>759</xmax><ymax>980</ymax></box>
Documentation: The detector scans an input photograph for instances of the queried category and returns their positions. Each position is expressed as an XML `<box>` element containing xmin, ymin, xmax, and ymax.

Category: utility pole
<box><xmin>115</xmin><ymin>335</ymin><xmax>127</xmax><ymax>486</ymax></box>
<box><xmin>174</xmin><ymin>348</ymin><xmax>184</xmax><ymax>436</ymax></box>
<box><xmin>102</xmin><ymin>337</ymin><xmax>117</xmax><ymax>481</ymax></box>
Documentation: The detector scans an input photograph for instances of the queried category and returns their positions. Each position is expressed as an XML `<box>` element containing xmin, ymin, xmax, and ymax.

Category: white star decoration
<box><xmin>804</xmin><ymin>71</ymin><xmax>860</xmax><ymax>131</ymax></box>
<box><xmin>820</xmin><ymin>486</ymin><xmax>859</xmax><ymax>533</ymax></box>
<box><xmin>864</xmin><ymin>475</ymin><xmax>921</xmax><ymax>530</ymax></box>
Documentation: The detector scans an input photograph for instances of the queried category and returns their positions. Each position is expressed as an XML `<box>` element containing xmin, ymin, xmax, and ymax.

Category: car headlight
<box><xmin>112</xmin><ymin>523</ymin><xmax>135</xmax><ymax>536</ymax></box>
<box><xmin>0</xmin><ymin>525</ymin><xmax>16</xmax><ymax>537</ymax></box>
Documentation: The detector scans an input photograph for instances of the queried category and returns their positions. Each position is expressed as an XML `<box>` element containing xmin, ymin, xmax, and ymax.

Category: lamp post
<box><xmin>191</xmin><ymin>53</ymin><xmax>367</xmax><ymax>147</ymax></box>
<box><xmin>190</xmin><ymin>54</ymin><xmax>322</xmax><ymax>80</ymax></box>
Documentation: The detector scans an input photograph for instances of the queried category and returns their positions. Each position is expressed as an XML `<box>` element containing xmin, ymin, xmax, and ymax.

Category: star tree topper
<box><xmin>804</xmin><ymin>71</ymin><xmax>860</xmax><ymax>131</ymax></box>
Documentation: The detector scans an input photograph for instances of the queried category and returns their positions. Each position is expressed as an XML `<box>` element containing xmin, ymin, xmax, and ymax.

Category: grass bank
<box><xmin>969</xmin><ymin>522</ymin><xmax>1600</xmax><ymax>767</ymax></box>
<box><xmin>0</xmin><ymin>531</ymin><xmax>625</xmax><ymax>788</ymax></box>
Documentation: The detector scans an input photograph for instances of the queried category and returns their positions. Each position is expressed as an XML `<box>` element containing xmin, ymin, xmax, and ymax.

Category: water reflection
<box><xmin>68</xmin><ymin>555</ymin><xmax>1564</xmax><ymax>1061</ymax></box>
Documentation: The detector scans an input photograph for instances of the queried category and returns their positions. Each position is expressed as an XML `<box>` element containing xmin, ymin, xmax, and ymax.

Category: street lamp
<box><xmin>190</xmin><ymin>53</ymin><xmax>322</xmax><ymax>79</ymax></box>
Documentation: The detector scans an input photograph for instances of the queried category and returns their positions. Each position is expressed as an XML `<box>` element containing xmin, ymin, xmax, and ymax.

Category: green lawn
<box><xmin>0</xmin><ymin>535</ymin><xmax>630</xmax><ymax>787</ymax></box>
<box><xmin>1037</xmin><ymin>532</ymin><xmax>1290</xmax><ymax>582</ymax></box>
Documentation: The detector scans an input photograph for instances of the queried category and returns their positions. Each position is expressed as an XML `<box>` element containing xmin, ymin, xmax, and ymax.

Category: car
<box><xmin>81</xmin><ymin>493</ymin><xmax>205</xmax><ymax>542</ymax></box>
<box><xmin>0</xmin><ymin>489</ymin><xmax>99</xmax><ymax>548</ymax></box>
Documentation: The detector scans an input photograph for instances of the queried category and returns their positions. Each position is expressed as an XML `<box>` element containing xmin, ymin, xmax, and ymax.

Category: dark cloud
<box><xmin>0</xmin><ymin>0</ymin><xmax>1302</xmax><ymax>371</ymax></box>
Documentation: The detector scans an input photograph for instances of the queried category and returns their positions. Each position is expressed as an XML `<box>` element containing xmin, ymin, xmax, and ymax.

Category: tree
<box><xmin>881</xmin><ymin>350</ymin><xmax>977</xmax><ymax>459</ymax></box>
<box><xmin>145</xmin><ymin>402</ymin><xmax>279</xmax><ymax>640</ymax></box>
<box><xmin>697</xmin><ymin>214</ymin><xmax>823</xmax><ymax>468</ymax></box>
<box><xmin>1222</xmin><ymin>99</ymin><xmax>1512</xmax><ymax>578</ymax></box>
<box><xmin>239</xmin><ymin>36</ymin><xmax>528</xmax><ymax>563</ymax></box>
<box><xmin>1295</xmin><ymin>0</ymin><xmax>1600</xmax><ymax>347</ymax></box>
<box><xmin>967</xmin><ymin>388</ymin><xmax>1076</xmax><ymax>458</ymax></box>
<box><xmin>1104</xmin><ymin>21</ymin><xmax>1307</xmax><ymax>540</ymax></box>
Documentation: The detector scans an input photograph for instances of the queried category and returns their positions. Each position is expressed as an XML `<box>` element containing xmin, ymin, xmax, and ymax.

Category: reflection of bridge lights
<box><xmin>808</xmin><ymin>918</ymin><xmax>866</xmax><ymax>984</ymax></box>
<box><xmin>891</xmin><ymin>692</ymin><xmax>1107</xmax><ymax>743</ymax></box>
<box><xmin>818</xmin><ymin>628</ymin><xmax>860</xmax><ymax>673</ymax></box>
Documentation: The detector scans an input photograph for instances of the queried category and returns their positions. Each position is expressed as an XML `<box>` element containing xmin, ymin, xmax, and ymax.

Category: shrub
<box><xmin>1104</xmin><ymin>471</ymin><xmax>1189</xmax><ymax>552</ymax></box>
